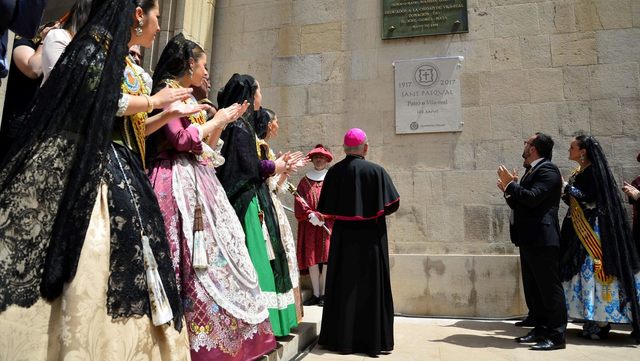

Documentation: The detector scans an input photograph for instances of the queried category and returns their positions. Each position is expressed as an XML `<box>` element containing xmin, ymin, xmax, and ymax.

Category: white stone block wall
<box><xmin>211</xmin><ymin>0</ymin><xmax>640</xmax><ymax>256</ymax></box>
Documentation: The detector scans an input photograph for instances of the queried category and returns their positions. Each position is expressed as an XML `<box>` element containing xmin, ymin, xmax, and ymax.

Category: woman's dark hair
<box><xmin>136</xmin><ymin>0</ymin><xmax>158</xmax><ymax>13</ymax></box>
<box><xmin>151</xmin><ymin>33</ymin><xmax>205</xmax><ymax>94</ymax></box>
<box><xmin>573</xmin><ymin>134</ymin><xmax>591</xmax><ymax>161</ymax></box>
<box><xmin>147</xmin><ymin>33</ymin><xmax>205</xmax><ymax>162</ymax></box>
<box><xmin>62</xmin><ymin>0</ymin><xmax>94</xmax><ymax>36</ymax></box>
<box><xmin>264</xmin><ymin>108</ymin><xmax>276</xmax><ymax>122</ymax></box>
<box><xmin>255</xmin><ymin>108</ymin><xmax>276</xmax><ymax>139</ymax></box>
<box><xmin>531</xmin><ymin>132</ymin><xmax>554</xmax><ymax>160</ymax></box>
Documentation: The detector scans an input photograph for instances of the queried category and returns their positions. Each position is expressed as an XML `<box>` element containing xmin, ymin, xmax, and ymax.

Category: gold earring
<box><xmin>189</xmin><ymin>68</ymin><xmax>193</xmax><ymax>79</ymax></box>
<box><xmin>135</xmin><ymin>19</ymin><xmax>144</xmax><ymax>37</ymax></box>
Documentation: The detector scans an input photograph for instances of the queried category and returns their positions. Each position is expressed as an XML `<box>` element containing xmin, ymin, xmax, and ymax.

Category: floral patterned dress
<box><xmin>148</xmin><ymin>93</ymin><xmax>276</xmax><ymax>361</ymax></box>
<box><xmin>561</xmin><ymin>167</ymin><xmax>640</xmax><ymax>323</ymax></box>
<box><xmin>0</xmin><ymin>59</ymin><xmax>190</xmax><ymax>361</ymax></box>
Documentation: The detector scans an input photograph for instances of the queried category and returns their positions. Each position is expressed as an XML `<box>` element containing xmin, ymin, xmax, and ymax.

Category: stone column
<box><xmin>145</xmin><ymin>0</ymin><xmax>216</xmax><ymax>74</ymax></box>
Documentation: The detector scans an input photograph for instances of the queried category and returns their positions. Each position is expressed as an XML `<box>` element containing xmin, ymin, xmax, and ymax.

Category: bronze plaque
<box><xmin>382</xmin><ymin>0</ymin><xmax>469</xmax><ymax>39</ymax></box>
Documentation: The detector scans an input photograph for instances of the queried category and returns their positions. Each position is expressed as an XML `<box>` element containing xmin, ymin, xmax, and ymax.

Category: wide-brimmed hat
<box><xmin>308</xmin><ymin>144</ymin><xmax>333</xmax><ymax>162</ymax></box>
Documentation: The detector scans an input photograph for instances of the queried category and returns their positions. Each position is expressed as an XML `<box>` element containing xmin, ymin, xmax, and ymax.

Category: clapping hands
<box><xmin>497</xmin><ymin>165</ymin><xmax>518</xmax><ymax>192</ymax></box>
<box><xmin>152</xmin><ymin>87</ymin><xmax>194</xmax><ymax>109</ymax></box>
<box><xmin>274</xmin><ymin>151</ymin><xmax>309</xmax><ymax>175</ymax></box>
<box><xmin>165</xmin><ymin>101</ymin><xmax>209</xmax><ymax>118</ymax></box>
<box><xmin>623</xmin><ymin>181</ymin><xmax>640</xmax><ymax>200</ymax></box>
<box><xmin>212</xmin><ymin>100</ymin><xmax>250</xmax><ymax>128</ymax></box>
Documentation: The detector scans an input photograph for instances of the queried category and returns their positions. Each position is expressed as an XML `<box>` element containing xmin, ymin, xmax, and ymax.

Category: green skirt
<box><xmin>244</xmin><ymin>196</ymin><xmax>298</xmax><ymax>336</ymax></box>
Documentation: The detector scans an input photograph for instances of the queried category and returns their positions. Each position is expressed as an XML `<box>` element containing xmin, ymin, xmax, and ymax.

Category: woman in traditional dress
<box><xmin>295</xmin><ymin>144</ymin><xmax>334</xmax><ymax>307</ymax></box>
<box><xmin>216</xmin><ymin>74</ymin><xmax>304</xmax><ymax>336</ymax></box>
<box><xmin>560</xmin><ymin>134</ymin><xmax>640</xmax><ymax>342</ymax></box>
<box><xmin>256</xmin><ymin>108</ymin><xmax>304</xmax><ymax>321</ymax></box>
<box><xmin>0</xmin><ymin>1</ymin><xmax>207</xmax><ymax>359</ymax></box>
<box><xmin>147</xmin><ymin>33</ymin><xmax>277</xmax><ymax>361</ymax></box>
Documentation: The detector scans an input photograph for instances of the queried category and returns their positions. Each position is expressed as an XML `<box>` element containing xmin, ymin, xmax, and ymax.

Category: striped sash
<box><xmin>569</xmin><ymin>196</ymin><xmax>613</xmax><ymax>287</ymax></box>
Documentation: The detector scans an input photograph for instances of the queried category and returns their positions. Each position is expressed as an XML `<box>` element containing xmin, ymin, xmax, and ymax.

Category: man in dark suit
<box><xmin>497</xmin><ymin>132</ymin><xmax>567</xmax><ymax>351</ymax></box>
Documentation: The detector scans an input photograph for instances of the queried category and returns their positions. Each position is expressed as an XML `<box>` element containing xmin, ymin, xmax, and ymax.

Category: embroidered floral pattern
<box><xmin>170</xmin><ymin>155</ymin><xmax>268</xmax><ymax>323</ymax></box>
<box><xmin>564</xmin><ymin>255</ymin><xmax>640</xmax><ymax>323</ymax></box>
<box><xmin>149</xmin><ymin>148</ymin><xmax>274</xmax><ymax>359</ymax></box>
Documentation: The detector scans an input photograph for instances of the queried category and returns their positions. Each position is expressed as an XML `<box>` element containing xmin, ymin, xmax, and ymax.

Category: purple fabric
<box><xmin>343</xmin><ymin>128</ymin><xmax>367</xmax><ymax>147</ymax></box>
<box><xmin>148</xmin><ymin>156</ymin><xmax>276</xmax><ymax>361</ymax></box>
<box><xmin>259</xmin><ymin>160</ymin><xmax>275</xmax><ymax>180</ymax></box>
<box><xmin>164</xmin><ymin>117</ymin><xmax>202</xmax><ymax>154</ymax></box>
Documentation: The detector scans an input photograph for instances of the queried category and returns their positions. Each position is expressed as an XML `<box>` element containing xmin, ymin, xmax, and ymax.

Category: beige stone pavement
<box><xmin>298</xmin><ymin>306</ymin><xmax>640</xmax><ymax>361</ymax></box>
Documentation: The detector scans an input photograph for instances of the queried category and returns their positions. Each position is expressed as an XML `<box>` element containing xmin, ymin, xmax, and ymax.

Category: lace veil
<box><xmin>215</xmin><ymin>74</ymin><xmax>262</xmax><ymax>219</ymax></box>
<box><xmin>0</xmin><ymin>0</ymin><xmax>135</xmax><ymax>309</ymax></box>
<box><xmin>584</xmin><ymin>136</ymin><xmax>640</xmax><ymax>335</ymax></box>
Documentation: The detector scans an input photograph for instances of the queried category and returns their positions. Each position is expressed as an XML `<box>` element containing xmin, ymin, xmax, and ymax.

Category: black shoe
<box><xmin>303</xmin><ymin>295</ymin><xmax>319</xmax><ymax>306</ymax></box>
<box><xmin>515</xmin><ymin>317</ymin><xmax>536</xmax><ymax>327</ymax></box>
<box><xmin>580</xmin><ymin>322</ymin><xmax>611</xmax><ymax>340</ymax></box>
<box><xmin>515</xmin><ymin>330</ymin><xmax>544</xmax><ymax>343</ymax></box>
<box><xmin>317</xmin><ymin>295</ymin><xmax>325</xmax><ymax>307</ymax></box>
<box><xmin>529</xmin><ymin>338</ymin><xmax>566</xmax><ymax>351</ymax></box>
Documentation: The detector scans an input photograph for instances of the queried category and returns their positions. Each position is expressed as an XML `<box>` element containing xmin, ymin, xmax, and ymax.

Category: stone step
<box><xmin>260</xmin><ymin>288</ymin><xmax>322</xmax><ymax>361</ymax></box>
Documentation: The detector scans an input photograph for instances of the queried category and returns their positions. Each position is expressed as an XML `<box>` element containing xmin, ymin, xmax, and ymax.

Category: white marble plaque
<box><xmin>394</xmin><ymin>56</ymin><xmax>464</xmax><ymax>134</ymax></box>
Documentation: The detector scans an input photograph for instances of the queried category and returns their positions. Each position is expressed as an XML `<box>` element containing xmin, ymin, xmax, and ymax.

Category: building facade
<box><xmin>211</xmin><ymin>0</ymin><xmax>640</xmax><ymax>317</ymax></box>
<box><xmin>2</xmin><ymin>0</ymin><xmax>638</xmax><ymax>317</ymax></box>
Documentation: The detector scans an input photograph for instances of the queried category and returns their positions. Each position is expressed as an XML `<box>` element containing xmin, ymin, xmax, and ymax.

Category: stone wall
<box><xmin>211</xmin><ymin>0</ymin><xmax>640</xmax><ymax>257</ymax></box>
<box><xmin>390</xmin><ymin>254</ymin><xmax>527</xmax><ymax>317</ymax></box>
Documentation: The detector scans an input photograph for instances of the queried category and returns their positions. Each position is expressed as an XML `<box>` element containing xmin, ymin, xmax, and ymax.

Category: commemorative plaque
<box><xmin>394</xmin><ymin>56</ymin><xmax>463</xmax><ymax>134</ymax></box>
<box><xmin>382</xmin><ymin>0</ymin><xmax>468</xmax><ymax>39</ymax></box>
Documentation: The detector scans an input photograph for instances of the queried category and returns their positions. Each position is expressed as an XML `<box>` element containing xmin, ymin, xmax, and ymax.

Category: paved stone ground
<box><xmin>300</xmin><ymin>306</ymin><xmax>640</xmax><ymax>361</ymax></box>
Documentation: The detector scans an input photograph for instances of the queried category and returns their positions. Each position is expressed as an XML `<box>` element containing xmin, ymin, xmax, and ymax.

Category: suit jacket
<box><xmin>505</xmin><ymin>159</ymin><xmax>562</xmax><ymax>248</ymax></box>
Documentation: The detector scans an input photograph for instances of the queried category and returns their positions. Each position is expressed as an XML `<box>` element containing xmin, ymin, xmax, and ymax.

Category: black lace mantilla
<box><xmin>105</xmin><ymin>144</ymin><xmax>182</xmax><ymax>329</ymax></box>
<box><xmin>0</xmin><ymin>0</ymin><xmax>183</xmax><ymax>330</ymax></box>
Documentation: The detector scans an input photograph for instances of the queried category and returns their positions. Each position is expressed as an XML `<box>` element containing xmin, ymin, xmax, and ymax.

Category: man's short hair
<box><xmin>343</xmin><ymin>141</ymin><xmax>367</xmax><ymax>154</ymax></box>
<box><xmin>532</xmin><ymin>132</ymin><xmax>554</xmax><ymax>160</ymax></box>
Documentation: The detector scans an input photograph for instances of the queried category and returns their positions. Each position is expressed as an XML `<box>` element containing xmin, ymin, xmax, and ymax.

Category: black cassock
<box><xmin>317</xmin><ymin>154</ymin><xmax>400</xmax><ymax>356</ymax></box>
